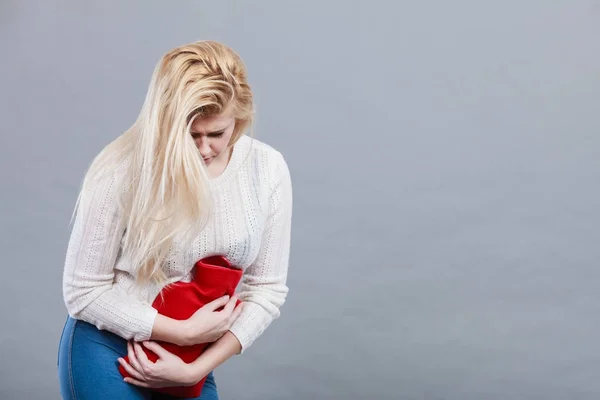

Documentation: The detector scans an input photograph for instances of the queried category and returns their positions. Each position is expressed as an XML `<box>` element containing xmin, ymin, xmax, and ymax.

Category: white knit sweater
<box><xmin>62</xmin><ymin>135</ymin><xmax>292</xmax><ymax>352</ymax></box>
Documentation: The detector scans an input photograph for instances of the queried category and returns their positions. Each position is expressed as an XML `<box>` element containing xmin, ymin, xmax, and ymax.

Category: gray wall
<box><xmin>1</xmin><ymin>1</ymin><xmax>599</xmax><ymax>399</ymax></box>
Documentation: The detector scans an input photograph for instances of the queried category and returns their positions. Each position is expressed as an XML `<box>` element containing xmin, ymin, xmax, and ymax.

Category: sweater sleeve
<box><xmin>62</xmin><ymin>168</ymin><xmax>158</xmax><ymax>341</ymax></box>
<box><xmin>229</xmin><ymin>151</ymin><xmax>293</xmax><ymax>353</ymax></box>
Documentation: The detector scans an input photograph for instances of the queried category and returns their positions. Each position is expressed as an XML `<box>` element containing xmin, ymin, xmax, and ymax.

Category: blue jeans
<box><xmin>58</xmin><ymin>317</ymin><xmax>218</xmax><ymax>400</ymax></box>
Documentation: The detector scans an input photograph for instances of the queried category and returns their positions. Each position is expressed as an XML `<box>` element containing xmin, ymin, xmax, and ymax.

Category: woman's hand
<box><xmin>181</xmin><ymin>295</ymin><xmax>243</xmax><ymax>346</ymax></box>
<box><xmin>118</xmin><ymin>341</ymin><xmax>197</xmax><ymax>388</ymax></box>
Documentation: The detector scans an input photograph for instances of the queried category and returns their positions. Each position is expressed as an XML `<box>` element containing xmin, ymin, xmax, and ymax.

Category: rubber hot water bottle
<box><xmin>118</xmin><ymin>255</ymin><xmax>242</xmax><ymax>398</ymax></box>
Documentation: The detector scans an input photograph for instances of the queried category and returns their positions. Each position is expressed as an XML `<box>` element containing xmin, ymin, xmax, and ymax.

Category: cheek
<box><xmin>213</xmin><ymin>139</ymin><xmax>227</xmax><ymax>154</ymax></box>
<box><xmin>214</xmin><ymin>134</ymin><xmax>233</xmax><ymax>153</ymax></box>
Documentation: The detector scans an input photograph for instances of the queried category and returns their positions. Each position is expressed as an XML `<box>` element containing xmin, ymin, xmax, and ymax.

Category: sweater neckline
<box><xmin>209</xmin><ymin>135</ymin><xmax>251</xmax><ymax>187</ymax></box>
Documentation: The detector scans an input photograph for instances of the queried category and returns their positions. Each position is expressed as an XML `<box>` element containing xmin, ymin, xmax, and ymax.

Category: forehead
<box><xmin>190</xmin><ymin>110</ymin><xmax>235</xmax><ymax>133</ymax></box>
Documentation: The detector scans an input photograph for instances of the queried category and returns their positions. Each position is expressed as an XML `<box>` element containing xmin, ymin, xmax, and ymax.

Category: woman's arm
<box><xmin>153</xmin><ymin>295</ymin><xmax>239</xmax><ymax>346</ymax></box>
<box><xmin>227</xmin><ymin>150</ymin><xmax>293</xmax><ymax>353</ymax></box>
<box><xmin>187</xmin><ymin>331</ymin><xmax>242</xmax><ymax>382</ymax></box>
<box><xmin>63</xmin><ymin>166</ymin><xmax>158</xmax><ymax>342</ymax></box>
<box><xmin>184</xmin><ymin>150</ymin><xmax>293</xmax><ymax>384</ymax></box>
<box><xmin>118</xmin><ymin>331</ymin><xmax>242</xmax><ymax>389</ymax></box>
<box><xmin>65</xmin><ymin>165</ymin><xmax>241</xmax><ymax>347</ymax></box>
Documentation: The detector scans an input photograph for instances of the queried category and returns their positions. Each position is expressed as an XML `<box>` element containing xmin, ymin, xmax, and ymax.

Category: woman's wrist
<box><xmin>151</xmin><ymin>314</ymin><xmax>189</xmax><ymax>346</ymax></box>
<box><xmin>178</xmin><ymin>319</ymin><xmax>199</xmax><ymax>346</ymax></box>
<box><xmin>188</xmin><ymin>331</ymin><xmax>241</xmax><ymax>382</ymax></box>
<box><xmin>186</xmin><ymin>357</ymin><xmax>211</xmax><ymax>386</ymax></box>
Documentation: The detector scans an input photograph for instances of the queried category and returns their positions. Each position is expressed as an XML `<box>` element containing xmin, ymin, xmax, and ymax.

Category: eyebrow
<box><xmin>190</xmin><ymin>129</ymin><xmax>225</xmax><ymax>136</ymax></box>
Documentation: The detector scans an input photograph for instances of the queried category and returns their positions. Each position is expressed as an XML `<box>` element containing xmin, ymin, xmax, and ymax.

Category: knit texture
<box><xmin>62</xmin><ymin>135</ymin><xmax>292</xmax><ymax>352</ymax></box>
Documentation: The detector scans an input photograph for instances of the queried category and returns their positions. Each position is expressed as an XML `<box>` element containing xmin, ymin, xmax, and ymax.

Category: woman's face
<box><xmin>189</xmin><ymin>108</ymin><xmax>236</xmax><ymax>166</ymax></box>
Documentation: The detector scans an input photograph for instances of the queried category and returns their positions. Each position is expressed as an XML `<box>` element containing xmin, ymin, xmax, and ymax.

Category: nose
<box><xmin>197</xmin><ymin>138</ymin><xmax>211</xmax><ymax>157</ymax></box>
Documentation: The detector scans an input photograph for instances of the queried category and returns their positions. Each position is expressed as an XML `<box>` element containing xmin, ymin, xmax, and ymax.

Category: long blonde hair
<box><xmin>74</xmin><ymin>40</ymin><xmax>254</xmax><ymax>286</ymax></box>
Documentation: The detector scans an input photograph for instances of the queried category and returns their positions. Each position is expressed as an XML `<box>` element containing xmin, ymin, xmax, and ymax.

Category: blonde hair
<box><xmin>74</xmin><ymin>40</ymin><xmax>254</xmax><ymax>286</ymax></box>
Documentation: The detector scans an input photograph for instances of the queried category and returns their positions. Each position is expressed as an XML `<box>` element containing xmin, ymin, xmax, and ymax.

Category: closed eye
<box><xmin>191</xmin><ymin>130</ymin><xmax>225</xmax><ymax>139</ymax></box>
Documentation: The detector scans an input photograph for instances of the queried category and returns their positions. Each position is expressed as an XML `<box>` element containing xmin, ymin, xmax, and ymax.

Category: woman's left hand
<box><xmin>118</xmin><ymin>341</ymin><xmax>196</xmax><ymax>388</ymax></box>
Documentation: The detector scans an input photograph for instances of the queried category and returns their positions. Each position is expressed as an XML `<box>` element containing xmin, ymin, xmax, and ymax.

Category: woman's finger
<box><xmin>228</xmin><ymin>301</ymin><xmax>244</xmax><ymax>325</ymax></box>
<box><xmin>118</xmin><ymin>358</ymin><xmax>145</xmax><ymax>381</ymax></box>
<box><xmin>127</xmin><ymin>342</ymin><xmax>145</xmax><ymax>376</ymax></box>
<box><xmin>124</xmin><ymin>377</ymin><xmax>152</xmax><ymax>388</ymax></box>
<box><xmin>141</xmin><ymin>341</ymin><xmax>169</xmax><ymax>360</ymax></box>
<box><xmin>221</xmin><ymin>295</ymin><xmax>237</xmax><ymax>316</ymax></box>
<box><xmin>133</xmin><ymin>341</ymin><xmax>154</xmax><ymax>376</ymax></box>
<box><xmin>204</xmin><ymin>295</ymin><xmax>230</xmax><ymax>311</ymax></box>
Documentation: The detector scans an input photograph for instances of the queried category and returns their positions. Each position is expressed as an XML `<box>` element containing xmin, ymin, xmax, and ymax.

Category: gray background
<box><xmin>1</xmin><ymin>1</ymin><xmax>599</xmax><ymax>399</ymax></box>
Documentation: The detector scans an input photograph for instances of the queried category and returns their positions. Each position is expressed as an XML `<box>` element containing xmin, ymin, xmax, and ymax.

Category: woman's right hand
<box><xmin>181</xmin><ymin>295</ymin><xmax>243</xmax><ymax>346</ymax></box>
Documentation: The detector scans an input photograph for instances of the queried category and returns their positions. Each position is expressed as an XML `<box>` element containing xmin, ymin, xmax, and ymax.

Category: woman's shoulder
<box><xmin>234</xmin><ymin>135</ymin><xmax>291</xmax><ymax>188</ymax></box>
<box><xmin>237</xmin><ymin>135</ymin><xmax>288</xmax><ymax>168</ymax></box>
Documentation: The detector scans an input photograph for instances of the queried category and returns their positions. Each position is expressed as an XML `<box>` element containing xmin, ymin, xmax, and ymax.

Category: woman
<box><xmin>57</xmin><ymin>40</ymin><xmax>293</xmax><ymax>399</ymax></box>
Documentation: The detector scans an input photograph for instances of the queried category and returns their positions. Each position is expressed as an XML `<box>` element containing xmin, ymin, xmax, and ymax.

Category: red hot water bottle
<box><xmin>118</xmin><ymin>255</ymin><xmax>242</xmax><ymax>398</ymax></box>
